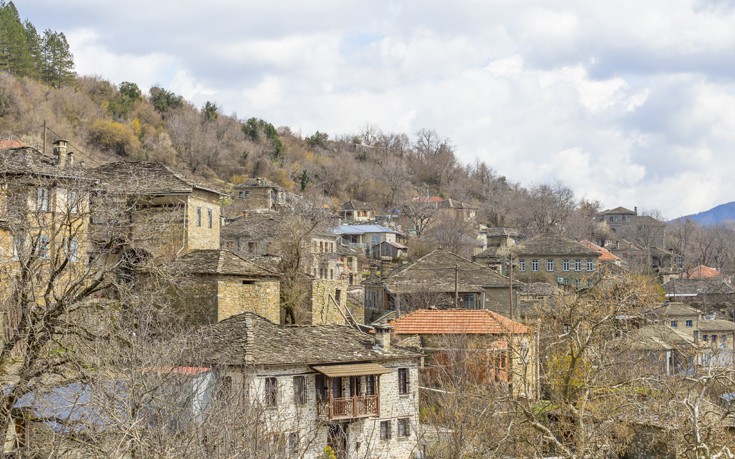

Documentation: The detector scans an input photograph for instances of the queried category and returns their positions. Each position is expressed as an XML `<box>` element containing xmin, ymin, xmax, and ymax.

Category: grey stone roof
<box><xmin>647</xmin><ymin>302</ymin><xmax>701</xmax><ymax>318</ymax></box>
<box><xmin>518</xmin><ymin>282</ymin><xmax>558</xmax><ymax>296</ymax></box>
<box><xmin>221</xmin><ymin>213</ymin><xmax>279</xmax><ymax>240</ymax></box>
<box><xmin>511</xmin><ymin>233</ymin><xmax>600</xmax><ymax>258</ymax></box>
<box><xmin>170</xmin><ymin>249</ymin><xmax>278</xmax><ymax>277</ymax></box>
<box><xmin>664</xmin><ymin>278</ymin><xmax>735</xmax><ymax>296</ymax></box>
<box><xmin>233</xmin><ymin>177</ymin><xmax>282</xmax><ymax>190</ymax></box>
<box><xmin>600</xmin><ymin>206</ymin><xmax>636</xmax><ymax>215</ymax></box>
<box><xmin>484</xmin><ymin>227</ymin><xmax>520</xmax><ymax>238</ymax></box>
<box><xmin>195</xmin><ymin>312</ymin><xmax>418</xmax><ymax>366</ymax></box>
<box><xmin>636</xmin><ymin>215</ymin><xmax>666</xmax><ymax>226</ymax></box>
<box><xmin>384</xmin><ymin>249</ymin><xmax>513</xmax><ymax>294</ymax></box>
<box><xmin>342</xmin><ymin>200</ymin><xmax>373</xmax><ymax>211</ymax></box>
<box><xmin>92</xmin><ymin>161</ymin><xmax>225</xmax><ymax>196</ymax></box>
<box><xmin>626</xmin><ymin>324</ymin><xmax>696</xmax><ymax>351</ymax></box>
<box><xmin>0</xmin><ymin>147</ymin><xmax>93</xmax><ymax>180</ymax></box>
<box><xmin>699</xmin><ymin>319</ymin><xmax>735</xmax><ymax>332</ymax></box>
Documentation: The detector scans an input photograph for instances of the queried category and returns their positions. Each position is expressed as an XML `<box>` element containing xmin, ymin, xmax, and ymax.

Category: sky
<box><xmin>19</xmin><ymin>0</ymin><xmax>735</xmax><ymax>219</ymax></box>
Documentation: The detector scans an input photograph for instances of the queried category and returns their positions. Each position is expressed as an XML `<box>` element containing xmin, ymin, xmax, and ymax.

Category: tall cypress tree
<box><xmin>40</xmin><ymin>29</ymin><xmax>75</xmax><ymax>87</ymax></box>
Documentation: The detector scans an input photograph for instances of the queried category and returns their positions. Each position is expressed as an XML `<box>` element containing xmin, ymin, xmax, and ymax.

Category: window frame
<box><xmin>562</xmin><ymin>259</ymin><xmax>570</xmax><ymax>272</ymax></box>
<box><xmin>398</xmin><ymin>368</ymin><xmax>409</xmax><ymax>395</ymax></box>
<box><xmin>293</xmin><ymin>376</ymin><xmax>307</xmax><ymax>405</ymax></box>
<box><xmin>574</xmin><ymin>259</ymin><xmax>582</xmax><ymax>272</ymax></box>
<box><xmin>518</xmin><ymin>259</ymin><xmax>526</xmax><ymax>272</ymax></box>
<box><xmin>546</xmin><ymin>259</ymin><xmax>554</xmax><ymax>272</ymax></box>
<box><xmin>265</xmin><ymin>377</ymin><xmax>278</xmax><ymax>407</ymax></box>
<box><xmin>531</xmin><ymin>259</ymin><xmax>539</xmax><ymax>272</ymax></box>
<box><xmin>397</xmin><ymin>418</ymin><xmax>410</xmax><ymax>438</ymax></box>
<box><xmin>586</xmin><ymin>258</ymin><xmax>594</xmax><ymax>271</ymax></box>
<box><xmin>36</xmin><ymin>187</ymin><xmax>49</xmax><ymax>212</ymax></box>
<box><xmin>196</xmin><ymin>206</ymin><xmax>202</xmax><ymax>227</ymax></box>
<box><xmin>207</xmin><ymin>208</ymin><xmax>213</xmax><ymax>228</ymax></box>
<box><xmin>671</xmin><ymin>320</ymin><xmax>678</xmax><ymax>328</ymax></box>
<box><xmin>380</xmin><ymin>420</ymin><xmax>391</xmax><ymax>440</ymax></box>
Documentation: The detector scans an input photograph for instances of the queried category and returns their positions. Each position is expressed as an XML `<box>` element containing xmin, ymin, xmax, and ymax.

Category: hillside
<box><xmin>676</xmin><ymin>201</ymin><xmax>735</xmax><ymax>226</ymax></box>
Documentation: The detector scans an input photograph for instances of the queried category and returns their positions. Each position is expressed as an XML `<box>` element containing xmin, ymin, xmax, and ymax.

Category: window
<box><xmin>35</xmin><ymin>235</ymin><xmax>49</xmax><ymax>259</ymax></box>
<box><xmin>293</xmin><ymin>376</ymin><xmax>306</xmax><ymax>405</ymax></box>
<box><xmin>238</xmin><ymin>191</ymin><xmax>243</xmax><ymax>198</ymax></box>
<box><xmin>207</xmin><ymin>208</ymin><xmax>213</xmax><ymax>228</ymax></box>
<box><xmin>546</xmin><ymin>259</ymin><xmax>554</xmax><ymax>272</ymax></box>
<box><xmin>531</xmin><ymin>259</ymin><xmax>539</xmax><ymax>272</ymax></box>
<box><xmin>712</xmin><ymin>335</ymin><xmax>718</xmax><ymax>344</ymax></box>
<box><xmin>287</xmin><ymin>432</ymin><xmax>299</xmax><ymax>451</ymax></box>
<box><xmin>722</xmin><ymin>335</ymin><xmax>728</xmax><ymax>345</ymax></box>
<box><xmin>380</xmin><ymin>420</ymin><xmax>391</xmax><ymax>440</ymax></box>
<box><xmin>335</xmin><ymin>289</ymin><xmax>341</xmax><ymax>303</ymax></box>
<box><xmin>608</xmin><ymin>216</ymin><xmax>614</xmax><ymax>222</ymax></box>
<box><xmin>349</xmin><ymin>376</ymin><xmax>361</xmax><ymax>397</ymax></box>
<box><xmin>66</xmin><ymin>238</ymin><xmax>78</xmax><ymax>262</ymax></box>
<box><xmin>315</xmin><ymin>374</ymin><xmax>328</xmax><ymax>401</ymax></box>
<box><xmin>398</xmin><ymin>418</ymin><xmax>410</xmax><ymax>438</ymax></box>
<box><xmin>365</xmin><ymin>375</ymin><xmax>376</xmax><ymax>396</ymax></box>
<box><xmin>463</xmin><ymin>293</ymin><xmax>477</xmax><ymax>309</ymax></box>
<box><xmin>518</xmin><ymin>259</ymin><xmax>526</xmax><ymax>272</ymax></box>
<box><xmin>574</xmin><ymin>259</ymin><xmax>582</xmax><ymax>272</ymax></box>
<box><xmin>685</xmin><ymin>320</ymin><xmax>693</xmax><ymax>328</ymax></box>
<box><xmin>702</xmin><ymin>334</ymin><xmax>708</xmax><ymax>342</ymax></box>
<box><xmin>671</xmin><ymin>321</ymin><xmax>678</xmax><ymax>328</ymax></box>
<box><xmin>68</xmin><ymin>190</ymin><xmax>79</xmax><ymax>214</ymax></box>
<box><xmin>245</xmin><ymin>190</ymin><xmax>250</xmax><ymax>199</ymax></box>
<box><xmin>36</xmin><ymin>187</ymin><xmax>49</xmax><ymax>211</ymax></box>
<box><xmin>562</xmin><ymin>259</ymin><xmax>570</xmax><ymax>272</ymax></box>
<box><xmin>586</xmin><ymin>259</ymin><xmax>594</xmax><ymax>271</ymax></box>
<box><xmin>196</xmin><ymin>207</ymin><xmax>202</xmax><ymax>227</ymax></box>
<box><xmin>265</xmin><ymin>377</ymin><xmax>277</xmax><ymax>406</ymax></box>
<box><xmin>332</xmin><ymin>377</ymin><xmax>343</xmax><ymax>399</ymax></box>
<box><xmin>398</xmin><ymin>368</ymin><xmax>408</xmax><ymax>395</ymax></box>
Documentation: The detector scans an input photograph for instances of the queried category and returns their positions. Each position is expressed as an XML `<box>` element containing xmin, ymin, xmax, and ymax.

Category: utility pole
<box><xmin>508</xmin><ymin>254</ymin><xmax>514</xmax><ymax>320</ymax></box>
<box><xmin>454</xmin><ymin>264</ymin><xmax>459</xmax><ymax>308</ymax></box>
<box><xmin>43</xmin><ymin>120</ymin><xmax>46</xmax><ymax>154</ymax></box>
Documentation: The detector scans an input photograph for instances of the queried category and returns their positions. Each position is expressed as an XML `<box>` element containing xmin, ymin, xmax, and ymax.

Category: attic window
<box><xmin>242</xmin><ymin>280</ymin><xmax>255</xmax><ymax>285</ymax></box>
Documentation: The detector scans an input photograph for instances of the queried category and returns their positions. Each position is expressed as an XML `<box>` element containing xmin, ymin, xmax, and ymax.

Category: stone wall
<box><xmin>186</xmin><ymin>191</ymin><xmax>221</xmax><ymax>252</ymax></box>
<box><xmin>218</xmin><ymin>276</ymin><xmax>280</xmax><ymax>323</ymax></box>
<box><xmin>309</xmin><ymin>278</ymin><xmax>349</xmax><ymax>325</ymax></box>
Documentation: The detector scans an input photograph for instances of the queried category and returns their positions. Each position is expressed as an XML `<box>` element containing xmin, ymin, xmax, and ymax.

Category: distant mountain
<box><xmin>676</xmin><ymin>202</ymin><xmax>735</xmax><ymax>225</ymax></box>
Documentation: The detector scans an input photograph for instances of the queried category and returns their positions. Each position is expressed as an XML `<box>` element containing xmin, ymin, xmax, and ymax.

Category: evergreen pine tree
<box><xmin>40</xmin><ymin>29</ymin><xmax>75</xmax><ymax>87</ymax></box>
<box><xmin>0</xmin><ymin>2</ymin><xmax>34</xmax><ymax>76</ymax></box>
<box><xmin>23</xmin><ymin>20</ymin><xmax>42</xmax><ymax>78</ymax></box>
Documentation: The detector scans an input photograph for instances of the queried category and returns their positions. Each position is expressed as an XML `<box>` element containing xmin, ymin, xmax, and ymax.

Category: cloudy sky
<box><xmin>20</xmin><ymin>0</ymin><xmax>735</xmax><ymax>219</ymax></box>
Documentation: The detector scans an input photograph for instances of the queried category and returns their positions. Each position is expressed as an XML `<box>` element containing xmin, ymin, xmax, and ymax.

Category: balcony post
<box><xmin>376</xmin><ymin>375</ymin><xmax>381</xmax><ymax>417</ymax></box>
<box><xmin>328</xmin><ymin>377</ymin><xmax>333</xmax><ymax>419</ymax></box>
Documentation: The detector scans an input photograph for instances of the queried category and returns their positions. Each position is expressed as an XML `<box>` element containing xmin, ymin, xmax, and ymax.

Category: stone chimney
<box><xmin>373</xmin><ymin>323</ymin><xmax>392</xmax><ymax>352</ymax></box>
<box><xmin>66</xmin><ymin>151</ymin><xmax>74</xmax><ymax>168</ymax></box>
<box><xmin>53</xmin><ymin>139</ymin><xmax>68</xmax><ymax>166</ymax></box>
<box><xmin>634</xmin><ymin>206</ymin><xmax>638</xmax><ymax>215</ymax></box>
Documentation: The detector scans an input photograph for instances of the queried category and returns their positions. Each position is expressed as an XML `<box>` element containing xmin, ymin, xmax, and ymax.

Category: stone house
<box><xmin>232</xmin><ymin>177</ymin><xmax>285</xmax><ymax>211</ymax></box>
<box><xmin>0</xmin><ymin>141</ymin><xmax>95</xmax><ymax>339</ymax></box>
<box><xmin>90</xmin><ymin>161</ymin><xmax>225</xmax><ymax>260</ymax></box>
<box><xmin>165</xmin><ymin>249</ymin><xmax>281</xmax><ymax>325</ymax></box>
<box><xmin>364</xmin><ymin>249</ymin><xmax>516</xmax><ymax>323</ymax></box>
<box><xmin>193</xmin><ymin>312</ymin><xmax>422</xmax><ymax>459</ymax></box>
<box><xmin>472</xmin><ymin>227</ymin><xmax>521</xmax><ymax>273</ymax></box>
<box><xmin>663</xmin><ymin>278</ymin><xmax>735</xmax><ymax>314</ymax></box>
<box><xmin>340</xmin><ymin>200</ymin><xmax>376</xmax><ymax>223</ymax></box>
<box><xmin>510</xmin><ymin>233</ymin><xmax>601</xmax><ymax>289</ymax></box>
<box><xmin>616</xmin><ymin>324</ymin><xmax>697</xmax><ymax>376</ymax></box>
<box><xmin>333</xmin><ymin>224</ymin><xmax>406</xmax><ymax>255</ymax></box>
<box><xmin>388</xmin><ymin>308</ymin><xmax>538</xmax><ymax>399</ymax></box>
<box><xmin>371</xmin><ymin>240</ymin><xmax>408</xmax><ymax>260</ymax></box>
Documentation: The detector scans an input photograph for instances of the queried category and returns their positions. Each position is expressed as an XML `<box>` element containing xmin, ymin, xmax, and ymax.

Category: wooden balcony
<box><xmin>318</xmin><ymin>395</ymin><xmax>379</xmax><ymax>420</ymax></box>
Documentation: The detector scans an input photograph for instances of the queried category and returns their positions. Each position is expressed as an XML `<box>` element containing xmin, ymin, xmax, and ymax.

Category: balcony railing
<box><xmin>317</xmin><ymin>395</ymin><xmax>379</xmax><ymax>420</ymax></box>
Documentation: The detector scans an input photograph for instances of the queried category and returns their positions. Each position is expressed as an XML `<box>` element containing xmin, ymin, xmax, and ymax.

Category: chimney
<box><xmin>373</xmin><ymin>323</ymin><xmax>392</xmax><ymax>352</ymax></box>
<box><xmin>66</xmin><ymin>151</ymin><xmax>74</xmax><ymax>168</ymax></box>
<box><xmin>242</xmin><ymin>210</ymin><xmax>249</xmax><ymax>219</ymax></box>
<box><xmin>634</xmin><ymin>206</ymin><xmax>638</xmax><ymax>215</ymax></box>
<box><xmin>53</xmin><ymin>139</ymin><xmax>68</xmax><ymax>166</ymax></box>
<box><xmin>368</xmin><ymin>265</ymin><xmax>378</xmax><ymax>281</ymax></box>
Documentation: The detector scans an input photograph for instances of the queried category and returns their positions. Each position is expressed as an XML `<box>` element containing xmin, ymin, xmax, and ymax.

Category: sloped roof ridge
<box><xmin>601</xmin><ymin>206</ymin><xmax>636</xmax><ymax>215</ymax></box>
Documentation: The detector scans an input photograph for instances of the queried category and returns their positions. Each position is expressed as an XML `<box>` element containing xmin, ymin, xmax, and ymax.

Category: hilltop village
<box><xmin>2</xmin><ymin>139</ymin><xmax>735</xmax><ymax>458</ymax></box>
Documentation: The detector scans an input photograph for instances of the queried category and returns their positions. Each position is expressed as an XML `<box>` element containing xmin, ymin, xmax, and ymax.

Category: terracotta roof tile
<box><xmin>579</xmin><ymin>240</ymin><xmax>620</xmax><ymax>262</ymax></box>
<box><xmin>389</xmin><ymin>309</ymin><xmax>529</xmax><ymax>335</ymax></box>
<box><xmin>686</xmin><ymin>265</ymin><xmax>721</xmax><ymax>279</ymax></box>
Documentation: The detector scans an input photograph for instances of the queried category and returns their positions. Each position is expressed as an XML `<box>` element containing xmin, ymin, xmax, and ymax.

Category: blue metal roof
<box><xmin>332</xmin><ymin>224</ymin><xmax>400</xmax><ymax>235</ymax></box>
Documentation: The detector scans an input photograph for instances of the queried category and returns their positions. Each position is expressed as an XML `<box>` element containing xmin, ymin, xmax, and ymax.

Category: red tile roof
<box><xmin>0</xmin><ymin>139</ymin><xmax>24</xmax><ymax>149</ymax></box>
<box><xmin>686</xmin><ymin>265</ymin><xmax>720</xmax><ymax>279</ymax></box>
<box><xmin>579</xmin><ymin>240</ymin><xmax>620</xmax><ymax>262</ymax></box>
<box><xmin>389</xmin><ymin>309</ymin><xmax>529</xmax><ymax>335</ymax></box>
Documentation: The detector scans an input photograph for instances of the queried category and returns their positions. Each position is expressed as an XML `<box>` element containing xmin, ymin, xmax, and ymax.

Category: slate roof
<box><xmin>92</xmin><ymin>161</ymin><xmax>225</xmax><ymax>196</ymax></box>
<box><xmin>518</xmin><ymin>282</ymin><xmax>558</xmax><ymax>296</ymax></box>
<box><xmin>389</xmin><ymin>309</ymin><xmax>528</xmax><ymax>335</ymax></box>
<box><xmin>342</xmin><ymin>200</ymin><xmax>373</xmax><ymax>211</ymax></box>
<box><xmin>664</xmin><ymin>278</ymin><xmax>735</xmax><ymax>296</ymax></box>
<box><xmin>636</xmin><ymin>215</ymin><xmax>666</xmax><ymax>226</ymax></box>
<box><xmin>511</xmin><ymin>233</ymin><xmax>600</xmax><ymax>257</ymax></box>
<box><xmin>600</xmin><ymin>206</ymin><xmax>636</xmax><ymax>215</ymax></box>
<box><xmin>579</xmin><ymin>240</ymin><xmax>621</xmax><ymax>262</ymax></box>
<box><xmin>0</xmin><ymin>146</ymin><xmax>93</xmax><ymax>179</ymax></box>
<box><xmin>170</xmin><ymin>249</ymin><xmax>278</xmax><ymax>277</ymax></box>
<box><xmin>384</xmin><ymin>249</ymin><xmax>512</xmax><ymax>294</ymax></box>
<box><xmin>484</xmin><ymin>227</ymin><xmax>520</xmax><ymax>238</ymax></box>
<box><xmin>195</xmin><ymin>312</ymin><xmax>418</xmax><ymax>366</ymax></box>
<box><xmin>626</xmin><ymin>324</ymin><xmax>696</xmax><ymax>351</ymax></box>
<box><xmin>234</xmin><ymin>177</ymin><xmax>283</xmax><ymax>189</ymax></box>
<box><xmin>698</xmin><ymin>319</ymin><xmax>735</xmax><ymax>332</ymax></box>
<box><xmin>647</xmin><ymin>303</ymin><xmax>701</xmax><ymax>322</ymax></box>
<box><xmin>221</xmin><ymin>212</ymin><xmax>279</xmax><ymax>240</ymax></box>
